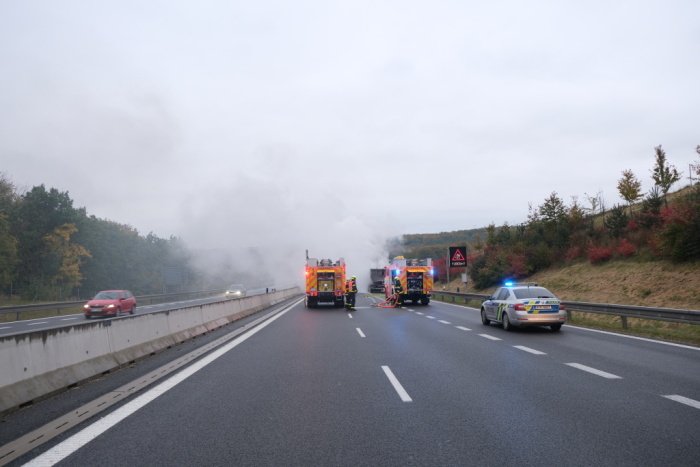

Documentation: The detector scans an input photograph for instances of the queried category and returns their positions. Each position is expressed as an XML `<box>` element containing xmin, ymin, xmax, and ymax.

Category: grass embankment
<box><xmin>436</xmin><ymin>259</ymin><xmax>700</xmax><ymax>347</ymax></box>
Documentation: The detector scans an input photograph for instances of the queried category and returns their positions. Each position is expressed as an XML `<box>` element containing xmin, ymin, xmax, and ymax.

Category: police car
<box><xmin>480</xmin><ymin>282</ymin><xmax>567</xmax><ymax>332</ymax></box>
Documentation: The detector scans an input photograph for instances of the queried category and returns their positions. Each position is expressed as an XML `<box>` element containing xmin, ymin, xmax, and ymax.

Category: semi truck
<box><xmin>305</xmin><ymin>256</ymin><xmax>346</xmax><ymax>308</ymax></box>
<box><xmin>368</xmin><ymin>268</ymin><xmax>385</xmax><ymax>293</ymax></box>
<box><xmin>384</xmin><ymin>256</ymin><xmax>433</xmax><ymax>306</ymax></box>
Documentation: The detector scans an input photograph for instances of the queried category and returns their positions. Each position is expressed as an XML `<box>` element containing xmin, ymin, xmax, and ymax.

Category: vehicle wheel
<box><xmin>420</xmin><ymin>297</ymin><xmax>430</xmax><ymax>306</ymax></box>
<box><xmin>481</xmin><ymin>309</ymin><xmax>490</xmax><ymax>325</ymax></box>
<box><xmin>130</xmin><ymin>305</ymin><xmax>136</xmax><ymax>315</ymax></box>
<box><xmin>116</xmin><ymin>307</ymin><xmax>121</xmax><ymax>317</ymax></box>
<box><xmin>550</xmin><ymin>324</ymin><xmax>562</xmax><ymax>332</ymax></box>
<box><xmin>84</xmin><ymin>315</ymin><xmax>91</xmax><ymax>320</ymax></box>
<box><xmin>502</xmin><ymin>312</ymin><xmax>511</xmax><ymax>331</ymax></box>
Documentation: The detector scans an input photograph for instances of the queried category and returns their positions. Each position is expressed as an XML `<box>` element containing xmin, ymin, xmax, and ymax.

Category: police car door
<box><xmin>485</xmin><ymin>288</ymin><xmax>503</xmax><ymax>319</ymax></box>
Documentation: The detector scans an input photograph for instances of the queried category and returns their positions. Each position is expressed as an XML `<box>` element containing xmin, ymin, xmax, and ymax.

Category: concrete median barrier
<box><xmin>0</xmin><ymin>288</ymin><xmax>300</xmax><ymax>414</ymax></box>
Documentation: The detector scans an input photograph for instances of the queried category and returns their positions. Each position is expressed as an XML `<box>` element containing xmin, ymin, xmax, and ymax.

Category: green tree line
<box><xmin>0</xmin><ymin>175</ymin><xmax>197</xmax><ymax>301</ymax></box>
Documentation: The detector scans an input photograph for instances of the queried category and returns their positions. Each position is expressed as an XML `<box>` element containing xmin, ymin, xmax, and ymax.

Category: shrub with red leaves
<box><xmin>616</xmin><ymin>238</ymin><xmax>636</xmax><ymax>257</ymax></box>
<box><xmin>588</xmin><ymin>245</ymin><xmax>613</xmax><ymax>264</ymax></box>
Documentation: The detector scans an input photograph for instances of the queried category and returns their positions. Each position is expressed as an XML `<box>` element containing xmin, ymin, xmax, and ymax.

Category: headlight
<box><xmin>106</xmin><ymin>304</ymin><xmax>115</xmax><ymax>309</ymax></box>
<box><xmin>83</xmin><ymin>304</ymin><xmax>90</xmax><ymax>309</ymax></box>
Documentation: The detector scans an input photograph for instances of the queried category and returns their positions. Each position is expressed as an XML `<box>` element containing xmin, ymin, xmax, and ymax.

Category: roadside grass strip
<box><xmin>565</xmin><ymin>363</ymin><xmax>622</xmax><ymax>379</ymax></box>
<box><xmin>381</xmin><ymin>366</ymin><xmax>413</xmax><ymax>402</ymax></box>
<box><xmin>662</xmin><ymin>395</ymin><xmax>700</xmax><ymax>410</ymax></box>
<box><xmin>478</xmin><ymin>334</ymin><xmax>502</xmax><ymax>341</ymax></box>
<box><xmin>513</xmin><ymin>345</ymin><xmax>546</xmax><ymax>355</ymax></box>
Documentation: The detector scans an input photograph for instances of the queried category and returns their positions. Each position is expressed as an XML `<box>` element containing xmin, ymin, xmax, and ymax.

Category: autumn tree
<box><xmin>0</xmin><ymin>213</ymin><xmax>18</xmax><ymax>291</ymax></box>
<box><xmin>617</xmin><ymin>169</ymin><xmax>643</xmax><ymax>213</ymax></box>
<box><xmin>43</xmin><ymin>223</ymin><xmax>92</xmax><ymax>296</ymax></box>
<box><xmin>651</xmin><ymin>145</ymin><xmax>681</xmax><ymax>206</ymax></box>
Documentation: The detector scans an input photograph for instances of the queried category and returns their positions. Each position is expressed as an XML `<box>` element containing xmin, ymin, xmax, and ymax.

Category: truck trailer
<box><xmin>368</xmin><ymin>268</ymin><xmax>385</xmax><ymax>293</ymax></box>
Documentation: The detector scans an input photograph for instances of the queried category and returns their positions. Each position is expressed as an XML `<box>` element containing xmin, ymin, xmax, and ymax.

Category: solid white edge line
<box><xmin>513</xmin><ymin>345</ymin><xmax>546</xmax><ymax>355</ymax></box>
<box><xmin>356</xmin><ymin>328</ymin><xmax>366</xmax><ymax>338</ymax></box>
<box><xmin>27</xmin><ymin>322</ymin><xmax>49</xmax><ymax>326</ymax></box>
<box><xmin>478</xmin><ymin>333</ymin><xmax>502</xmax><ymax>341</ymax></box>
<box><xmin>24</xmin><ymin>298</ymin><xmax>303</xmax><ymax>466</ymax></box>
<box><xmin>381</xmin><ymin>366</ymin><xmax>412</xmax><ymax>402</ymax></box>
<box><xmin>566</xmin><ymin>325</ymin><xmax>700</xmax><ymax>351</ymax></box>
<box><xmin>565</xmin><ymin>363</ymin><xmax>622</xmax><ymax>379</ymax></box>
<box><xmin>662</xmin><ymin>395</ymin><xmax>700</xmax><ymax>410</ymax></box>
<box><xmin>431</xmin><ymin>301</ymin><xmax>700</xmax><ymax>352</ymax></box>
<box><xmin>455</xmin><ymin>326</ymin><xmax>471</xmax><ymax>331</ymax></box>
<box><xmin>438</xmin><ymin>320</ymin><xmax>451</xmax><ymax>325</ymax></box>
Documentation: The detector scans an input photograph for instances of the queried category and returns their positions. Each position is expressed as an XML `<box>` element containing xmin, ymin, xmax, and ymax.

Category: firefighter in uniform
<box><xmin>345</xmin><ymin>276</ymin><xmax>357</xmax><ymax>310</ymax></box>
<box><xmin>392</xmin><ymin>275</ymin><xmax>403</xmax><ymax>307</ymax></box>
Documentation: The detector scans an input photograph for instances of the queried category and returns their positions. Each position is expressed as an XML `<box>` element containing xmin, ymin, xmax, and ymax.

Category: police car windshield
<box><xmin>513</xmin><ymin>287</ymin><xmax>555</xmax><ymax>299</ymax></box>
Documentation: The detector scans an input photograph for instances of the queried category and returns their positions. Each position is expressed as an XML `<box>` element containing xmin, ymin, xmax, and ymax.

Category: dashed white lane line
<box><xmin>478</xmin><ymin>334</ymin><xmax>502</xmax><ymax>341</ymax></box>
<box><xmin>28</xmin><ymin>321</ymin><xmax>48</xmax><ymax>326</ymax></box>
<box><xmin>407</xmin><ymin>308</ymin><xmax>415</xmax><ymax>312</ymax></box>
<box><xmin>0</xmin><ymin>326</ymin><xmax>10</xmax><ymax>330</ymax></box>
<box><xmin>347</xmin><ymin>313</ymin><xmax>353</xmax><ymax>319</ymax></box>
<box><xmin>425</xmin><ymin>315</ymin><xmax>436</xmax><ymax>320</ymax></box>
<box><xmin>455</xmin><ymin>326</ymin><xmax>471</xmax><ymax>331</ymax></box>
<box><xmin>415</xmin><ymin>312</ymin><xmax>424</xmax><ymax>315</ymax></box>
<box><xmin>662</xmin><ymin>395</ymin><xmax>700</xmax><ymax>410</ymax></box>
<box><xmin>60</xmin><ymin>317</ymin><xmax>79</xmax><ymax>321</ymax></box>
<box><xmin>381</xmin><ymin>366</ymin><xmax>413</xmax><ymax>402</ymax></box>
<box><xmin>438</xmin><ymin>320</ymin><xmax>452</xmax><ymax>325</ymax></box>
<box><xmin>356</xmin><ymin>328</ymin><xmax>366</xmax><ymax>338</ymax></box>
<box><xmin>566</xmin><ymin>363</ymin><xmax>622</xmax><ymax>379</ymax></box>
<box><xmin>513</xmin><ymin>345</ymin><xmax>546</xmax><ymax>355</ymax></box>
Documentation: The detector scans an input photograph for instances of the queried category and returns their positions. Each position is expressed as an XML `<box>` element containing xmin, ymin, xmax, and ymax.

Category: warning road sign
<box><xmin>449</xmin><ymin>246</ymin><xmax>467</xmax><ymax>267</ymax></box>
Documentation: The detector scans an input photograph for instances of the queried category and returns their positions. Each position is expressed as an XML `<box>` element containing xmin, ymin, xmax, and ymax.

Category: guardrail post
<box><xmin>620</xmin><ymin>316</ymin><xmax>628</xmax><ymax>329</ymax></box>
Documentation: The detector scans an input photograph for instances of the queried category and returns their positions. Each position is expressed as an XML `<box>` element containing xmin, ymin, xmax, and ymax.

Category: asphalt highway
<box><xmin>3</xmin><ymin>294</ymin><xmax>699</xmax><ymax>466</ymax></box>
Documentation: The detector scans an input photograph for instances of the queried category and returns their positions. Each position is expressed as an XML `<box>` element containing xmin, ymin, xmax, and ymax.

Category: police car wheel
<box><xmin>480</xmin><ymin>309</ymin><xmax>490</xmax><ymax>325</ymax></box>
<box><xmin>502</xmin><ymin>313</ymin><xmax>511</xmax><ymax>331</ymax></box>
<box><xmin>550</xmin><ymin>324</ymin><xmax>562</xmax><ymax>332</ymax></box>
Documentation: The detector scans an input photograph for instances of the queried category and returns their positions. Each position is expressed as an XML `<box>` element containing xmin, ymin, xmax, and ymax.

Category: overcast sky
<box><xmin>1</xmin><ymin>1</ymin><xmax>698</xmax><ymax>284</ymax></box>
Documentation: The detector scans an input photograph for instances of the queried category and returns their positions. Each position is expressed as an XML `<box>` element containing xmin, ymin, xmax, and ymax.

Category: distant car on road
<box><xmin>225</xmin><ymin>284</ymin><xmax>247</xmax><ymax>298</ymax></box>
<box><xmin>480</xmin><ymin>282</ymin><xmax>566</xmax><ymax>332</ymax></box>
<box><xmin>84</xmin><ymin>290</ymin><xmax>136</xmax><ymax>319</ymax></box>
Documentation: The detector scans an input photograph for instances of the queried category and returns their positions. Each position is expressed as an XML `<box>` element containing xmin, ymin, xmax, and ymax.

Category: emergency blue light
<box><xmin>430</xmin><ymin>269</ymin><xmax>434</xmax><ymax>276</ymax></box>
<box><xmin>504</xmin><ymin>280</ymin><xmax>514</xmax><ymax>287</ymax></box>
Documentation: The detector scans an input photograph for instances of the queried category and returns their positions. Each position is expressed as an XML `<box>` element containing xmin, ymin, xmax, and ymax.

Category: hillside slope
<box><xmin>444</xmin><ymin>259</ymin><xmax>700</xmax><ymax>310</ymax></box>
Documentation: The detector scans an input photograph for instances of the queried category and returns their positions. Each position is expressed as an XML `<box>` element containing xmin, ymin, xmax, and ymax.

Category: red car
<box><xmin>83</xmin><ymin>290</ymin><xmax>136</xmax><ymax>319</ymax></box>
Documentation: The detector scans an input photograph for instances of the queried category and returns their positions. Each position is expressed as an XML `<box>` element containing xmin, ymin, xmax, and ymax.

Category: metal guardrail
<box><xmin>0</xmin><ymin>289</ymin><xmax>226</xmax><ymax>322</ymax></box>
<box><xmin>430</xmin><ymin>291</ymin><xmax>700</xmax><ymax>326</ymax></box>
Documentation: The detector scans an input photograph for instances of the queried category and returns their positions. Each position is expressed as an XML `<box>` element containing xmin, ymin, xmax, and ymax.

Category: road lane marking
<box><xmin>407</xmin><ymin>308</ymin><xmax>415</xmax><ymax>312</ymax></box>
<box><xmin>426</xmin><ymin>315</ymin><xmax>436</xmax><ymax>320</ymax></box>
<box><xmin>381</xmin><ymin>366</ymin><xmax>412</xmax><ymax>402</ymax></box>
<box><xmin>22</xmin><ymin>298</ymin><xmax>302</xmax><ymax>466</ymax></box>
<box><xmin>60</xmin><ymin>317</ymin><xmax>79</xmax><ymax>321</ymax></box>
<box><xmin>663</xmin><ymin>395</ymin><xmax>700</xmax><ymax>410</ymax></box>
<box><xmin>513</xmin><ymin>345</ymin><xmax>546</xmax><ymax>355</ymax></box>
<box><xmin>0</xmin><ymin>326</ymin><xmax>10</xmax><ymax>330</ymax></box>
<box><xmin>478</xmin><ymin>334</ymin><xmax>502</xmax><ymax>341</ymax></box>
<box><xmin>455</xmin><ymin>326</ymin><xmax>471</xmax><ymax>331</ymax></box>
<box><xmin>27</xmin><ymin>322</ymin><xmax>48</xmax><ymax>326</ymax></box>
<box><xmin>565</xmin><ymin>363</ymin><xmax>622</xmax><ymax>379</ymax></box>
<box><xmin>347</xmin><ymin>313</ymin><xmax>353</xmax><ymax>319</ymax></box>
<box><xmin>415</xmin><ymin>312</ymin><xmax>424</xmax><ymax>315</ymax></box>
<box><xmin>356</xmin><ymin>328</ymin><xmax>366</xmax><ymax>338</ymax></box>
<box><xmin>438</xmin><ymin>320</ymin><xmax>451</xmax><ymax>325</ymax></box>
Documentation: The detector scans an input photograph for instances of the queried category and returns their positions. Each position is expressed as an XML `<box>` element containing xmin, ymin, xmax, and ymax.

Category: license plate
<box><xmin>534</xmin><ymin>306</ymin><xmax>552</xmax><ymax>310</ymax></box>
